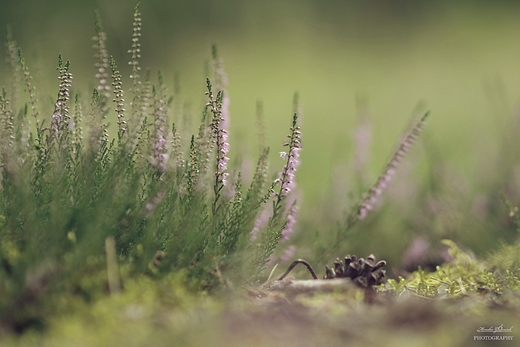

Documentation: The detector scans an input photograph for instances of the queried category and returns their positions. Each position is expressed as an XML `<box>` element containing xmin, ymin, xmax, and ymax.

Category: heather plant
<box><xmin>386</xmin><ymin>239</ymin><xmax>520</xmax><ymax>298</ymax></box>
<box><xmin>0</xmin><ymin>1</ymin><xmax>304</xmax><ymax>331</ymax></box>
<box><xmin>0</xmin><ymin>4</ymin><xmax>433</xmax><ymax>331</ymax></box>
<box><xmin>309</xmin><ymin>111</ymin><xmax>430</xmax><ymax>266</ymax></box>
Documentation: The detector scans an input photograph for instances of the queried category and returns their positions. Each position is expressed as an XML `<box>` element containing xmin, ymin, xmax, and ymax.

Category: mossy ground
<box><xmin>2</xmin><ymin>242</ymin><xmax>519</xmax><ymax>346</ymax></box>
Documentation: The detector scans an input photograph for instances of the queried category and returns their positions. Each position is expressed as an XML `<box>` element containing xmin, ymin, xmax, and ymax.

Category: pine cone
<box><xmin>324</xmin><ymin>254</ymin><xmax>386</xmax><ymax>288</ymax></box>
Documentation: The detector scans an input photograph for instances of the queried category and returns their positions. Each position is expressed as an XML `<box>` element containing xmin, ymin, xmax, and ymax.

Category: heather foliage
<box><xmin>0</xmin><ymin>1</ymin><xmax>304</xmax><ymax>330</ymax></box>
<box><xmin>0</xmin><ymin>0</ymin><xmax>425</xmax><ymax>330</ymax></box>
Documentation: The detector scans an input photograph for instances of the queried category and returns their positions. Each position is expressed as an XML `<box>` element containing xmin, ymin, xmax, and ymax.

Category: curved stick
<box><xmin>277</xmin><ymin>259</ymin><xmax>318</xmax><ymax>280</ymax></box>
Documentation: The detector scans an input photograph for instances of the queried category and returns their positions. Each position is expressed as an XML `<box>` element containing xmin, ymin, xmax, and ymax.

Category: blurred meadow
<box><xmin>2</xmin><ymin>0</ymin><xmax>520</xmax><ymax>267</ymax></box>
<box><xmin>3</xmin><ymin>0</ymin><xmax>520</xmax><ymax>268</ymax></box>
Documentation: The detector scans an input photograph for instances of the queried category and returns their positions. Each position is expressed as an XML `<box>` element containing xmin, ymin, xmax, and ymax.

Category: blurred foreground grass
<box><xmin>5</xmin><ymin>244</ymin><xmax>520</xmax><ymax>347</ymax></box>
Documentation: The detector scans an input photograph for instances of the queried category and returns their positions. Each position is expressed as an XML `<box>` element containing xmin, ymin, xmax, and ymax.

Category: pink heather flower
<box><xmin>50</xmin><ymin>61</ymin><xmax>73</xmax><ymax>141</ymax></box>
<box><xmin>358</xmin><ymin>207</ymin><xmax>368</xmax><ymax>220</ymax></box>
<box><xmin>280</xmin><ymin>245</ymin><xmax>297</xmax><ymax>264</ymax></box>
<box><xmin>171</xmin><ymin>129</ymin><xmax>185</xmax><ymax>169</ymax></box>
<box><xmin>222</xmin><ymin>94</ymin><xmax>230</xmax><ymax>132</ymax></box>
<box><xmin>251</xmin><ymin>206</ymin><xmax>271</xmax><ymax>241</ymax></box>
<box><xmin>211</xmin><ymin>47</ymin><xmax>231</xmax><ymax>161</ymax></box>
<box><xmin>206</xmin><ymin>79</ymin><xmax>230</xmax><ymax>192</ymax></box>
<box><xmin>153</xmin><ymin>126</ymin><xmax>168</xmax><ymax>172</ymax></box>
<box><xmin>281</xmin><ymin>203</ymin><xmax>299</xmax><ymax>241</ymax></box>
<box><xmin>144</xmin><ymin>191</ymin><xmax>166</xmax><ymax>217</ymax></box>
<box><xmin>152</xmin><ymin>85</ymin><xmax>169</xmax><ymax>172</ymax></box>
<box><xmin>110</xmin><ymin>57</ymin><xmax>127</xmax><ymax>138</ymax></box>
<box><xmin>215</xmin><ymin>128</ymin><xmax>230</xmax><ymax>185</ymax></box>
<box><xmin>357</xmin><ymin>112</ymin><xmax>428</xmax><ymax>220</ymax></box>
<box><xmin>275</xmin><ymin>122</ymin><xmax>301</xmax><ymax>198</ymax></box>
<box><xmin>211</xmin><ymin>48</ymin><xmax>228</xmax><ymax>93</ymax></box>
<box><xmin>222</xmin><ymin>172</ymin><xmax>230</xmax><ymax>186</ymax></box>
<box><xmin>51</xmin><ymin>107</ymin><xmax>62</xmax><ymax>135</ymax></box>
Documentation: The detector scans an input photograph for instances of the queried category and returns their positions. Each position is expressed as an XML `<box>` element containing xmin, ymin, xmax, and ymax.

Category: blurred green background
<box><xmin>2</xmin><ymin>0</ymin><xmax>520</xmax><ymax>268</ymax></box>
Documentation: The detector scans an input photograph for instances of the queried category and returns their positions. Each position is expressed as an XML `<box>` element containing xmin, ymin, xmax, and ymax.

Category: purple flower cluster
<box><xmin>206</xmin><ymin>80</ymin><xmax>230</xmax><ymax>190</ymax></box>
<box><xmin>221</xmin><ymin>95</ymin><xmax>230</xmax><ymax>133</ymax></box>
<box><xmin>357</xmin><ymin>171</ymin><xmax>391</xmax><ymax>220</ymax></box>
<box><xmin>357</xmin><ymin>112</ymin><xmax>428</xmax><ymax>220</ymax></box>
<box><xmin>210</xmin><ymin>48</ymin><xmax>231</xmax><ymax>184</ymax></box>
<box><xmin>171</xmin><ymin>129</ymin><xmax>184</xmax><ymax>169</ymax></box>
<box><xmin>92</xmin><ymin>26</ymin><xmax>111</xmax><ymax>99</ymax></box>
<box><xmin>128</xmin><ymin>2</ymin><xmax>142</xmax><ymax>91</ymax></box>
<box><xmin>211</xmin><ymin>46</ymin><xmax>228</xmax><ymax>93</ymax></box>
<box><xmin>51</xmin><ymin>58</ymin><xmax>73</xmax><ymax>139</ymax></box>
<box><xmin>216</xmin><ymin>127</ymin><xmax>230</xmax><ymax>186</ymax></box>
<box><xmin>144</xmin><ymin>191</ymin><xmax>166</xmax><ymax>217</ymax></box>
<box><xmin>153</xmin><ymin>126</ymin><xmax>168</xmax><ymax>172</ymax></box>
<box><xmin>274</xmin><ymin>116</ymin><xmax>301</xmax><ymax>199</ymax></box>
<box><xmin>281</xmin><ymin>203</ymin><xmax>299</xmax><ymax>241</ymax></box>
<box><xmin>110</xmin><ymin>57</ymin><xmax>127</xmax><ymax>138</ymax></box>
<box><xmin>250</xmin><ymin>206</ymin><xmax>270</xmax><ymax>241</ymax></box>
<box><xmin>152</xmin><ymin>83</ymin><xmax>169</xmax><ymax>172</ymax></box>
<box><xmin>280</xmin><ymin>245</ymin><xmax>297</xmax><ymax>264</ymax></box>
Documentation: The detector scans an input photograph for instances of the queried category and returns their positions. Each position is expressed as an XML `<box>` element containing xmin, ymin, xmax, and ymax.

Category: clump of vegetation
<box><xmin>0</xmin><ymin>0</ymin><xmax>305</xmax><ymax>332</ymax></box>
<box><xmin>387</xmin><ymin>240</ymin><xmax>520</xmax><ymax>298</ymax></box>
